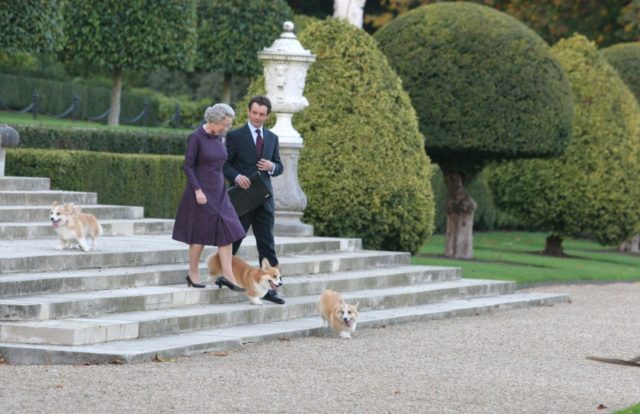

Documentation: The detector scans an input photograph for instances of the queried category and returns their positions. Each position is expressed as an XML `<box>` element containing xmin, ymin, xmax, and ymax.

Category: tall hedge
<box><xmin>237</xmin><ymin>19</ymin><xmax>434</xmax><ymax>254</ymax></box>
<box><xmin>486</xmin><ymin>35</ymin><xmax>640</xmax><ymax>252</ymax></box>
<box><xmin>6</xmin><ymin>148</ymin><xmax>185</xmax><ymax>219</ymax></box>
<box><xmin>600</xmin><ymin>42</ymin><xmax>640</xmax><ymax>102</ymax></box>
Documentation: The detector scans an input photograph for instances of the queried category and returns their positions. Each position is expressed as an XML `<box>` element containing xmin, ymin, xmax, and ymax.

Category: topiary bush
<box><xmin>373</xmin><ymin>2</ymin><xmax>574</xmax><ymax>258</ymax></box>
<box><xmin>236</xmin><ymin>18</ymin><xmax>434</xmax><ymax>254</ymax></box>
<box><xmin>486</xmin><ymin>35</ymin><xmax>640</xmax><ymax>255</ymax></box>
<box><xmin>601</xmin><ymin>42</ymin><xmax>640</xmax><ymax>102</ymax></box>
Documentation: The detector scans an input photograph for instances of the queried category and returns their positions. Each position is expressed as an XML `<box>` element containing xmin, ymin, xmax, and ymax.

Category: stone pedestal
<box><xmin>258</xmin><ymin>22</ymin><xmax>316</xmax><ymax>237</ymax></box>
<box><xmin>0</xmin><ymin>125</ymin><xmax>19</xmax><ymax>176</ymax></box>
<box><xmin>273</xmin><ymin>143</ymin><xmax>313</xmax><ymax>236</ymax></box>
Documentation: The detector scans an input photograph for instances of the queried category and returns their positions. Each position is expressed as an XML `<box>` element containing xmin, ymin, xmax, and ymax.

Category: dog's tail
<box><xmin>206</xmin><ymin>252</ymin><xmax>222</xmax><ymax>276</ymax></box>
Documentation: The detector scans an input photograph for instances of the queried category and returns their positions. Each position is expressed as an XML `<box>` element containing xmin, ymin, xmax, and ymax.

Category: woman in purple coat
<box><xmin>172</xmin><ymin>104</ymin><xmax>245</xmax><ymax>290</ymax></box>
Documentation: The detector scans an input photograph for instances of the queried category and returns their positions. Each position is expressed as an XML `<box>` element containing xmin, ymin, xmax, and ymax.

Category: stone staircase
<box><xmin>0</xmin><ymin>176</ymin><xmax>570</xmax><ymax>364</ymax></box>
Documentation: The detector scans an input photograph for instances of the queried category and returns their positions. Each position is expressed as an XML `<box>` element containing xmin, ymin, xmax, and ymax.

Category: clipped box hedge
<box><xmin>6</xmin><ymin>148</ymin><xmax>185</xmax><ymax>218</ymax></box>
<box><xmin>14</xmin><ymin>125</ymin><xmax>188</xmax><ymax>155</ymax></box>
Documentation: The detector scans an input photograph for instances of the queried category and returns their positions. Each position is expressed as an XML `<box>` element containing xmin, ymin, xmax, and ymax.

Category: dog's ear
<box><xmin>353</xmin><ymin>302</ymin><xmax>359</xmax><ymax>310</ymax></box>
<box><xmin>52</xmin><ymin>201</ymin><xmax>58</xmax><ymax>208</ymax></box>
<box><xmin>261</xmin><ymin>258</ymin><xmax>271</xmax><ymax>270</ymax></box>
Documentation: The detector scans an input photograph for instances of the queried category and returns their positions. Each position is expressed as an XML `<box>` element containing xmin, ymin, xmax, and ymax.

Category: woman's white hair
<box><xmin>204</xmin><ymin>103</ymin><xmax>235</xmax><ymax>123</ymax></box>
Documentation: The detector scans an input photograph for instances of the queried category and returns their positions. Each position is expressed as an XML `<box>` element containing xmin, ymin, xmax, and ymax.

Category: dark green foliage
<box><xmin>374</xmin><ymin>2</ymin><xmax>574</xmax><ymax>172</ymax></box>
<box><xmin>601</xmin><ymin>42</ymin><xmax>640</xmax><ymax>101</ymax></box>
<box><xmin>487</xmin><ymin>35</ymin><xmax>640</xmax><ymax>245</ymax></box>
<box><xmin>14</xmin><ymin>126</ymin><xmax>187</xmax><ymax>155</ymax></box>
<box><xmin>0</xmin><ymin>74</ymin><xmax>160</xmax><ymax>125</ymax></box>
<box><xmin>62</xmin><ymin>0</ymin><xmax>197</xmax><ymax>73</ymax></box>
<box><xmin>237</xmin><ymin>19</ymin><xmax>434</xmax><ymax>254</ymax></box>
<box><xmin>292</xmin><ymin>15</ymin><xmax>322</xmax><ymax>34</ymax></box>
<box><xmin>0</xmin><ymin>0</ymin><xmax>64</xmax><ymax>53</ymax></box>
<box><xmin>6</xmin><ymin>148</ymin><xmax>185</xmax><ymax>218</ymax></box>
<box><xmin>195</xmin><ymin>0</ymin><xmax>292</xmax><ymax>76</ymax></box>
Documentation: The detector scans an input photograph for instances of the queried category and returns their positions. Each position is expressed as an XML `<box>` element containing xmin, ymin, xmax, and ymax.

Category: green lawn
<box><xmin>0</xmin><ymin>110</ymin><xmax>190</xmax><ymax>134</ymax></box>
<box><xmin>413</xmin><ymin>231</ymin><xmax>640</xmax><ymax>285</ymax></box>
<box><xmin>615</xmin><ymin>403</ymin><xmax>640</xmax><ymax>414</ymax></box>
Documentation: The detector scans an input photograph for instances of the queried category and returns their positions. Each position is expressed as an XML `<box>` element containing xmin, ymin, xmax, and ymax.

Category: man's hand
<box><xmin>235</xmin><ymin>174</ymin><xmax>251</xmax><ymax>190</ymax></box>
<box><xmin>257</xmin><ymin>158</ymin><xmax>274</xmax><ymax>173</ymax></box>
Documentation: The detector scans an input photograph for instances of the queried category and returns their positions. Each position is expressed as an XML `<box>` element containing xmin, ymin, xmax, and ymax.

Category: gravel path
<box><xmin>1</xmin><ymin>283</ymin><xmax>640</xmax><ymax>414</ymax></box>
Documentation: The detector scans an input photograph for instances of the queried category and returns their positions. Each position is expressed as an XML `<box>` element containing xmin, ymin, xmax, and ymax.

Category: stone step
<box><xmin>0</xmin><ymin>190</ymin><xmax>97</xmax><ymax>205</ymax></box>
<box><xmin>0</xmin><ymin>177</ymin><xmax>50</xmax><ymax>191</ymax></box>
<box><xmin>0</xmin><ymin>204</ymin><xmax>144</xmax><ymax>222</ymax></box>
<box><xmin>0</xmin><ymin>291</ymin><xmax>570</xmax><ymax>364</ymax></box>
<box><xmin>0</xmin><ymin>278</ymin><xmax>513</xmax><ymax>345</ymax></box>
<box><xmin>0</xmin><ymin>235</ymin><xmax>363</xmax><ymax>275</ymax></box>
<box><xmin>0</xmin><ymin>249</ymin><xmax>451</xmax><ymax>298</ymax></box>
<box><xmin>0</xmin><ymin>266</ymin><xmax>459</xmax><ymax>321</ymax></box>
<box><xmin>0</xmin><ymin>253</ymin><xmax>419</xmax><ymax>321</ymax></box>
<box><xmin>0</xmin><ymin>219</ymin><xmax>174</xmax><ymax>239</ymax></box>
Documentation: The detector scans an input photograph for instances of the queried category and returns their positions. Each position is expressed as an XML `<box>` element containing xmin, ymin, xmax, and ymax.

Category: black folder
<box><xmin>227</xmin><ymin>172</ymin><xmax>272</xmax><ymax>217</ymax></box>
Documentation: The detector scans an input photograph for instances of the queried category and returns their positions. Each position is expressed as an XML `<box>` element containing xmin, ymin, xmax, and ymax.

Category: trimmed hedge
<box><xmin>0</xmin><ymin>73</ymin><xmax>160</xmax><ymax>126</ymax></box>
<box><xmin>13</xmin><ymin>125</ymin><xmax>188</xmax><ymax>155</ymax></box>
<box><xmin>6</xmin><ymin>148</ymin><xmax>185</xmax><ymax>219</ymax></box>
<box><xmin>600</xmin><ymin>42</ymin><xmax>640</xmax><ymax>101</ymax></box>
<box><xmin>374</xmin><ymin>2</ymin><xmax>574</xmax><ymax>170</ymax></box>
<box><xmin>487</xmin><ymin>35</ymin><xmax>640</xmax><ymax>245</ymax></box>
<box><xmin>236</xmin><ymin>19</ymin><xmax>434</xmax><ymax>254</ymax></box>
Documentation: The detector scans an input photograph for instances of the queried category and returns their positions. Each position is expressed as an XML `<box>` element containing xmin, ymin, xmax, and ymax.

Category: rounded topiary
<box><xmin>236</xmin><ymin>18</ymin><xmax>434</xmax><ymax>254</ymax></box>
<box><xmin>601</xmin><ymin>42</ymin><xmax>640</xmax><ymax>102</ymax></box>
<box><xmin>373</xmin><ymin>2</ymin><xmax>573</xmax><ymax>258</ymax></box>
<box><xmin>374</xmin><ymin>2</ymin><xmax>573</xmax><ymax>166</ymax></box>
<box><xmin>486</xmin><ymin>35</ymin><xmax>640</xmax><ymax>254</ymax></box>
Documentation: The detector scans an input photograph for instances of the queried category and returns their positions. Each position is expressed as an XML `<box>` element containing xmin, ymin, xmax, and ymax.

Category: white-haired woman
<box><xmin>172</xmin><ymin>104</ymin><xmax>245</xmax><ymax>290</ymax></box>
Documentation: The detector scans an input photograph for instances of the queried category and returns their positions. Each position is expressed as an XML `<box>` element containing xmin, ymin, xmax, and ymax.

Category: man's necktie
<box><xmin>255</xmin><ymin>129</ymin><xmax>264</xmax><ymax>157</ymax></box>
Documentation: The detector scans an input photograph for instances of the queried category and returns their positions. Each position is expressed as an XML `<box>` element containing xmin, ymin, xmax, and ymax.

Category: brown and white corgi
<box><xmin>318</xmin><ymin>289</ymin><xmax>359</xmax><ymax>339</ymax></box>
<box><xmin>49</xmin><ymin>202</ymin><xmax>102</xmax><ymax>252</ymax></box>
<box><xmin>207</xmin><ymin>252</ymin><xmax>282</xmax><ymax>305</ymax></box>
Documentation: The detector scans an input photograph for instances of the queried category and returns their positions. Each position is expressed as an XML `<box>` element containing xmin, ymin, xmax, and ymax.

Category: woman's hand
<box><xmin>195</xmin><ymin>189</ymin><xmax>207</xmax><ymax>205</ymax></box>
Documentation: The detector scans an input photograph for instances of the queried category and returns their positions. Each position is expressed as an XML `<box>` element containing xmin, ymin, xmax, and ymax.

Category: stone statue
<box><xmin>333</xmin><ymin>0</ymin><xmax>367</xmax><ymax>28</ymax></box>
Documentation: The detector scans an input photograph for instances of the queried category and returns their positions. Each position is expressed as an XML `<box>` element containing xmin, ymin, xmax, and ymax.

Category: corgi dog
<box><xmin>318</xmin><ymin>289</ymin><xmax>359</xmax><ymax>339</ymax></box>
<box><xmin>49</xmin><ymin>202</ymin><xmax>103</xmax><ymax>252</ymax></box>
<box><xmin>207</xmin><ymin>253</ymin><xmax>282</xmax><ymax>305</ymax></box>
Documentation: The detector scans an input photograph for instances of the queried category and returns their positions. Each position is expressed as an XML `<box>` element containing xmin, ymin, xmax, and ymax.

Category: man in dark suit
<box><xmin>223</xmin><ymin>96</ymin><xmax>285</xmax><ymax>304</ymax></box>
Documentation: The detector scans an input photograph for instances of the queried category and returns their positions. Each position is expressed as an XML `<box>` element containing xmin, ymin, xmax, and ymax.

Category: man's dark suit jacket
<box><xmin>223</xmin><ymin>124</ymin><xmax>284</xmax><ymax>214</ymax></box>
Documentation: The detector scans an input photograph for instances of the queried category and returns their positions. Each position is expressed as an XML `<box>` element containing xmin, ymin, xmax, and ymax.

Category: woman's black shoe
<box><xmin>186</xmin><ymin>274</ymin><xmax>206</xmax><ymax>288</ymax></box>
<box><xmin>215</xmin><ymin>276</ymin><xmax>246</xmax><ymax>292</ymax></box>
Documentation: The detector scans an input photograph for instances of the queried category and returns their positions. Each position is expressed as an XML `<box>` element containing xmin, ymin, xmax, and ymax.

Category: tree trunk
<box><xmin>543</xmin><ymin>234</ymin><xmax>564</xmax><ymax>256</ymax></box>
<box><xmin>108</xmin><ymin>70</ymin><xmax>123</xmax><ymax>126</ymax></box>
<box><xmin>619</xmin><ymin>234</ymin><xmax>640</xmax><ymax>253</ymax></box>
<box><xmin>221</xmin><ymin>72</ymin><xmax>232</xmax><ymax>104</ymax></box>
<box><xmin>442</xmin><ymin>169</ymin><xmax>477</xmax><ymax>259</ymax></box>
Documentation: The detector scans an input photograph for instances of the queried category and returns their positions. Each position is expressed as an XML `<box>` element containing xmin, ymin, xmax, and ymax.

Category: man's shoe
<box><xmin>262</xmin><ymin>289</ymin><xmax>285</xmax><ymax>304</ymax></box>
